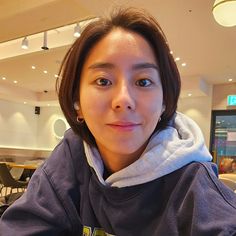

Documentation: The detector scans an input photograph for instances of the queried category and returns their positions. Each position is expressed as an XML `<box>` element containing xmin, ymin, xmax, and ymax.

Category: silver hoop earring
<box><xmin>76</xmin><ymin>116</ymin><xmax>84</xmax><ymax>124</ymax></box>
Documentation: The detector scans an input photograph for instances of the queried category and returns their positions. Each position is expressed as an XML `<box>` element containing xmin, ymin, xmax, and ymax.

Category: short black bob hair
<box><xmin>57</xmin><ymin>7</ymin><xmax>181</xmax><ymax>146</ymax></box>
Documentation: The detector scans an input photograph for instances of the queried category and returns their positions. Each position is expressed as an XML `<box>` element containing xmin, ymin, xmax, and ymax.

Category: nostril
<box><xmin>115</xmin><ymin>104</ymin><xmax>132</xmax><ymax>110</ymax></box>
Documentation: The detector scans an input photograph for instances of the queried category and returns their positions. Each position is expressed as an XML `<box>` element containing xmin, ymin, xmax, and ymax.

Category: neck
<box><xmin>97</xmin><ymin>143</ymin><xmax>147</xmax><ymax>174</ymax></box>
<box><xmin>102</xmin><ymin>153</ymin><xmax>137</xmax><ymax>174</ymax></box>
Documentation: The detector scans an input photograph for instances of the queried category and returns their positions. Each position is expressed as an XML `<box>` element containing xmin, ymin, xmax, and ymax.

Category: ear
<box><xmin>74</xmin><ymin>102</ymin><xmax>84</xmax><ymax>119</ymax></box>
<box><xmin>73</xmin><ymin>102</ymin><xmax>80</xmax><ymax>110</ymax></box>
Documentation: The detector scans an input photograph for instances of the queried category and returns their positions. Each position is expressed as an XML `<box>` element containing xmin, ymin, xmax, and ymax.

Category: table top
<box><xmin>1</xmin><ymin>160</ymin><xmax>43</xmax><ymax>170</ymax></box>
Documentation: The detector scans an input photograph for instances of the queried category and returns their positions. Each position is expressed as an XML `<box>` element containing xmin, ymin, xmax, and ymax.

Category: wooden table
<box><xmin>1</xmin><ymin>161</ymin><xmax>41</xmax><ymax>170</ymax></box>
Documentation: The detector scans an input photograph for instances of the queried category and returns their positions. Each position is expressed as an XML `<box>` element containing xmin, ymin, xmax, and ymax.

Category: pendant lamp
<box><xmin>213</xmin><ymin>0</ymin><xmax>236</xmax><ymax>27</ymax></box>
<box><xmin>74</xmin><ymin>23</ymin><xmax>81</xmax><ymax>37</ymax></box>
<box><xmin>41</xmin><ymin>32</ymin><xmax>49</xmax><ymax>50</ymax></box>
<box><xmin>21</xmin><ymin>37</ymin><xmax>29</xmax><ymax>49</ymax></box>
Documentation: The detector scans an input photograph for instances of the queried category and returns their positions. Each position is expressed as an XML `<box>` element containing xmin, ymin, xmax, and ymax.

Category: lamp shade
<box><xmin>41</xmin><ymin>32</ymin><xmax>49</xmax><ymax>50</ymax></box>
<box><xmin>213</xmin><ymin>0</ymin><xmax>236</xmax><ymax>27</ymax></box>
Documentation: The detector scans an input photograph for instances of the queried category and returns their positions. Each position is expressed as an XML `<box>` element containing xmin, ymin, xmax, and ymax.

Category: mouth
<box><xmin>107</xmin><ymin>121</ymin><xmax>141</xmax><ymax>131</ymax></box>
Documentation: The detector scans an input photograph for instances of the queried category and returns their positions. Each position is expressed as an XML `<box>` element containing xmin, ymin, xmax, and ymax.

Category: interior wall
<box><xmin>0</xmin><ymin>100</ymin><xmax>38</xmax><ymax>148</ymax></box>
<box><xmin>36</xmin><ymin>106</ymin><xmax>67</xmax><ymax>149</ymax></box>
<box><xmin>212</xmin><ymin>83</ymin><xmax>236</xmax><ymax>110</ymax></box>
<box><xmin>178</xmin><ymin>90</ymin><xmax>213</xmax><ymax>148</ymax></box>
<box><xmin>0</xmin><ymin>99</ymin><xmax>65</xmax><ymax>150</ymax></box>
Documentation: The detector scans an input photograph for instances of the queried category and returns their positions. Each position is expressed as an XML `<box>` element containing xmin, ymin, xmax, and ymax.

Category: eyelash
<box><xmin>95</xmin><ymin>78</ymin><xmax>112</xmax><ymax>86</ymax></box>
<box><xmin>94</xmin><ymin>77</ymin><xmax>153</xmax><ymax>87</ymax></box>
<box><xmin>135</xmin><ymin>78</ymin><xmax>153</xmax><ymax>87</ymax></box>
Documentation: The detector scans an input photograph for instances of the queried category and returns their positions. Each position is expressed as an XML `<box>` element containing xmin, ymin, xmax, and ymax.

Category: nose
<box><xmin>111</xmin><ymin>82</ymin><xmax>135</xmax><ymax>111</ymax></box>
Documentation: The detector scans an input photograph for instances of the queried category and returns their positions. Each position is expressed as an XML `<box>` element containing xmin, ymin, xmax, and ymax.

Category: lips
<box><xmin>107</xmin><ymin>121</ymin><xmax>141</xmax><ymax>131</ymax></box>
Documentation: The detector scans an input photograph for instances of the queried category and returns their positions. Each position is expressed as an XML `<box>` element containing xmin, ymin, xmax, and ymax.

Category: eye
<box><xmin>95</xmin><ymin>78</ymin><xmax>112</xmax><ymax>86</ymax></box>
<box><xmin>135</xmin><ymin>78</ymin><xmax>152</xmax><ymax>87</ymax></box>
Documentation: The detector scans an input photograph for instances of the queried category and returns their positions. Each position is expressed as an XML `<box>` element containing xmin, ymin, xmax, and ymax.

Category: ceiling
<box><xmin>0</xmin><ymin>0</ymin><xmax>235</xmax><ymax>106</ymax></box>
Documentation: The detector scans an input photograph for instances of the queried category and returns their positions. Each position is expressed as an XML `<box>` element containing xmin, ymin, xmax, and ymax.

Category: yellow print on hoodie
<box><xmin>83</xmin><ymin>226</ymin><xmax>115</xmax><ymax>236</ymax></box>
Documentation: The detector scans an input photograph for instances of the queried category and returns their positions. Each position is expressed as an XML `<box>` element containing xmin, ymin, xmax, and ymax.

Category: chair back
<box><xmin>0</xmin><ymin>163</ymin><xmax>27</xmax><ymax>188</ymax></box>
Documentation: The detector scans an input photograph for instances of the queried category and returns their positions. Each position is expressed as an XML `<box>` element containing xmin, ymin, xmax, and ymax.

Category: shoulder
<box><xmin>44</xmin><ymin>128</ymin><xmax>85</xmax><ymax>174</ymax></box>
<box><xmin>166</xmin><ymin>161</ymin><xmax>218</xmax><ymax>184</ymax></box>
<box><xmin>162</xmin><ymin>162</ymin><xmax>236</xmax><ymax>234</ymax></box>
<box><xmin>178</xmin><ymin>161</ymin><xmax>218</xmax><ymax>179</ymax></box>
<box><xmin>40</xmin><ymin>128</ymin><xmax>90</xmax><ymax>198</ymax></box>
<box><xmin>173</xmin><ymin>161</ymin><xmax>236</xmax><ymax>210</ymax></box>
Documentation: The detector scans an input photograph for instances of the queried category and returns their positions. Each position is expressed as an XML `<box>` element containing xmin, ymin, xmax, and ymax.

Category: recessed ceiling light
<box><xmin>188</xmin><ymin>93</ymin><xmax>192</xmax><ymax>97</ymax></box>
<box><xmin>43</xmin><ymin>70</ymin><xmax>48</xmax><ymax>74</ymax></box>
<box><xmin>47</xmin><ymin>104</ymin><xmax>50</xmax><ymax>106</ymax></box>
<box><xmin>31</xmin><ymin>66</ymin><xmax>36</xmax><ymax>69</ymax></box>
<box><xmin>2</xmin><ymin>77</ymin><xmax>6</xmax><ymax>80</ymax></box>
<box><xmin>170</xmin><ymin>51</ymin><xmax>173</xmax><ymax>54</ymax></box>
<box><xmin>24</xmin><ymin>102</ymin><xmax>27</xmax><ymax>104</ymax></box>
<box><xmin>228</xmin><ymin>78</ymin><xmax>233</xmax><ymax>82</ymax></box>
<box><xmin>181</xmin><ymin>63</ymin><xmax>187</xmax><ymax>67</ymax></box>
<box><xmin>13</xmin><ymin>80</ymin><xmax>18</xmax><ymax>83</ymax></box>
<box><xmin>175</xmin><ymin>57</ymin><xmax>180</xmax><ymax>61</ymax></box>
<box><xmin>54</xmin><ymin>74</ymin><xmax>59</xmax><ymax>78</ymax></box>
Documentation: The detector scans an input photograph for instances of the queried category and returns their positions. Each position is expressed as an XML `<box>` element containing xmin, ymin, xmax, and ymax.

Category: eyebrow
<box><xmin>88</xmin><ymin>62</ymin><xmax>159</xmax><ymax>71</ymax></box>
<box><xmin>132</xmin><ymin>63</ymin><xmax>159</xmax><ymax>71</ymax></box>
<box><xmin>88</xmin><ymin>62</ymin><xmax>114</xmax><ymax>69</ymax></box>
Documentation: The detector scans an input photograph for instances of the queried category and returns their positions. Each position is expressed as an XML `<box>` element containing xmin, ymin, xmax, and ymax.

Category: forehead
<box><xmin>83</xmin><ymin>28</ymin><xmax>157</xmax><ymax>67</ymax></box>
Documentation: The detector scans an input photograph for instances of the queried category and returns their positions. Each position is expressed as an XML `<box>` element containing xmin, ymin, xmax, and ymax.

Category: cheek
<box><xmin>80</xmin><ymin>92</ymin><xmax>107</xmax><ymax>118</ymax></box>
<box><xmin>146</xmin><ymin>107</ymin><xmax>162</xmax><ymax>134</ymax></box>
<box><xmin>146</xmin><ymin>108</ymin><xmax>161</xmax><ymax>127</ymax></box>
<box><xmin>142</xmin><ymin>96</ymin><xmax>163</xmax><ymax>127</ymax></box>
<box><xmin>144</xmin><ymin>94</ymin><xmax>163</xmax><ymax>115</ymax></box>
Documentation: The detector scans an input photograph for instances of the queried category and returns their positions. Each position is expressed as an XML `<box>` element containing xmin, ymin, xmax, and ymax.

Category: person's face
<box><xmin>232</xmin><ymin>162</ymin><xmax>236</xmax><ymax>171</ymax></box>
<box><xmin>78</xmin><ymin>28</ymin><xmax>163</xmax><ymax>161</ymax></box>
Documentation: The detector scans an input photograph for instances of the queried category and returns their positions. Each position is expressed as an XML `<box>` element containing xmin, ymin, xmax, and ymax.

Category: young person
<box><xmin>0</xmin><ymin>7</ymin><xmax>236</xmax><ymax>236</ymax></box>
<box><xmin>231</xmin><ymin>159</ymin><xmax>236</xmax><ymax>173</ymax></box>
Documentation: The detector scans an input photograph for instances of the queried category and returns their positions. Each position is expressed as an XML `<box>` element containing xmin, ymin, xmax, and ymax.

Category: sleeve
<box><xmin>0</xmin><ymin>165</ymin><xmax>77</xmax><ymax>236</ymax></box>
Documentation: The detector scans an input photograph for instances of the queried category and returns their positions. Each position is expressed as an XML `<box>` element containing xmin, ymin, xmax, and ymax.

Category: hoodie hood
<box><xmin>84</xmin><ymin>112</ymin><xmax>212</xmax><ymax>188</ymax></box>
